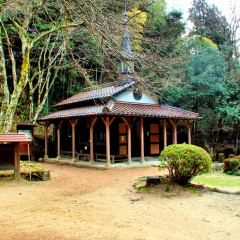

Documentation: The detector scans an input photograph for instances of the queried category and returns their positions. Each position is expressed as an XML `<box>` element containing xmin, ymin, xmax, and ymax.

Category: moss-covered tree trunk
<box><xmin>1</xmin><ymin>44</ymin><xmax>30</xmax><ymax>133</ymax></box>
<box><xmin>0</xmin><ymin>26</ymin><xmax>10</xmax><ymax>133</ymax></box>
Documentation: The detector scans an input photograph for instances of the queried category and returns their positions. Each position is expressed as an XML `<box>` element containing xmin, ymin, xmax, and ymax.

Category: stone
<box><xmin>146</xmin><ymin>176</ymin><xmax>161</xmax><ymax>187</ymax></box>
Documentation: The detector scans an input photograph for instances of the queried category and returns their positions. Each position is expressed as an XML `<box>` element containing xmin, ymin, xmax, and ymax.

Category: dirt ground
<box><xmin>1</xmin><ymin>163</ymin><xmax>240</xmax><ymax>240</ymax></box>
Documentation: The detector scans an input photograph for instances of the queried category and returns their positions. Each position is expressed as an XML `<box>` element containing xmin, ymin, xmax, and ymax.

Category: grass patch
<box><xmin>0</xmin><ymin>162</ymin><xmax>50</xmax><ymax>181</ymax></box>
<box><xmin>192</xmin><ymin>172</ymin><xmax>240</xmax><ymax>188</ymax></box>
<box><xmin>161</xmin><ymin>193</ymin><xmax>177</xmax><ymax>198</ymax></box>
<box><xmin>186</xmin><ymin>187</ymin><xmax>200</xmax><ymax>194</ymax></box>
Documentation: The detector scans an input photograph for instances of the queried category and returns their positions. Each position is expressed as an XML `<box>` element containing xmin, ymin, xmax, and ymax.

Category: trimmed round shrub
<box><xmin>160</xmin><ymin>144</ymin><xmax>212</xmax><ymax>185</ymax></box>
<box><xmin>223</xmin><ymin>159</ymin><xmax>231</xmax><ymax>173</ymax></box>
<box><xmin>224</xmin><ymin>158</ymin><xmax>240</xmax><ymax>173</ymax></box>
<box><xmin>233</xmin><ymin>171</ymin><xmax>240</xmax><ymax>176</ymax></box>
<box><xmin>218</xmin><ymin>153</ymin><xmax>225</xmax><ymax>162</ymax></box>
<box><xmin>229</xmin><ymin>159</ymin><xmax>240</xmax><ymax>172</ymax></box>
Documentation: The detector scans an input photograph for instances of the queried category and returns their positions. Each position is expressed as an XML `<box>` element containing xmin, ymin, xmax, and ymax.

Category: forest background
<box><xmin>0</xmin><ymin>0</ymin><xmax>239</xmax><ymax>154</ymax></box>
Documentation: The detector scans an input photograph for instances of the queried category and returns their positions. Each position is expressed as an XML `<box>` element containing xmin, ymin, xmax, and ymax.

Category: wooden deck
<box><xmin>43</xmin><ymin>156</ymin><xmax>160</xmax><ymax>169</ymax></box>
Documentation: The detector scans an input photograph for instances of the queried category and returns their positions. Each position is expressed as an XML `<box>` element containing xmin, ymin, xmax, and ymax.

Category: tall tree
<box><xmin>188</xmin><ymin>0</ymin><xmax>231</xmax><ymax>47</ymax></box>
<box><xmin>141</xmin><ymin>6</ymin><xmax>187</xmax><ymax>92</ymax></box>
<box><xmin>0</xmin><ymin>0</ymin><xmax>82</xmax><ymax>132</ymax></box>
<box><xmin>164</xmin><ymin>38</ymin><xmax>239</xmax><ymax>149</ymax></box>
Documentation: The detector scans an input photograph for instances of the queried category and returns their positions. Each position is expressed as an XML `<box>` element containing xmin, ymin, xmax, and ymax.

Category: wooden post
<box><xmin>70</xmin><ymin>119</ymin><xmax>79</xmax><ymax>161</ymax></box>
<box><xmin>127</xmin><ymin>122</ymin><xmax>131</xmax><ymax>164</ymax></box>
<box><xmin>140</xmin><ymin>117</ymin><xmax>145</xmax><ymax>163</ymax></box>
<box><xmin>90</xmin><ymin>117</ymin><xmax>98</xmax><ymax>163</ymax></box>
<box><xmin>183</xmin><ymin>120</ymin><xmax>192</xmax><ymax>144</ymax></box>
<box><xmin>57</xmin><ymin>120</ymin><xmax>63</xmax><ymax>159</ymax></box>
<box><xmin>169</xmin><ymin>119</ymin><xmax>179</xmax><ymax>144</ymax></box>
<box><xmin>14</xmin><ymin>143</ymin><xmax>20</xmax><ymax>181</ymax></box>
<box><xmin>101</xmin><ymin>116</ymin><xmax>116</xmax><ymax>167</ymax></box>
<box><xmin>122</xmin><ymin>117</ymin><xmax>132</xmax><ymax>164</ymax></box>
<box><xmin>44</xmin><ymin>121</ymin><xmax>50</xmax><ymax>160</ymax></box>
<box><xmin>28</xmin><ymin>144</ymin><xmax>31</xmax><ymax>182</ymax></box>
<box><xmin>188</xmin><ymin>124</ymin><xmax>192</xmax><ymax>144</ymax></box>
<box><xmin>105</xmin><ymin>117</ymin><xmax>110</xmax><ymax>167</ymax></box>
<box><xmin>163</xmin><ymin>119</ymin><xmax>167</xmax><ymax>149</ymax></box>
<box><xmin>173</xmin><ymin>125</ymin><xmax>177</xmax><ymax>144</ymax></box>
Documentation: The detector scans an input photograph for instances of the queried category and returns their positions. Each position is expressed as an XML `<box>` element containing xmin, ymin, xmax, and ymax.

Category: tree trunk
<box><xmin>0</xmin><ymin>29</ymin><xmax>10</xmax><ymax>132</ymax></box>
<box><xmin>1</xmin><ymin>47</ymin><xmax>30</xmax><ymax>132</ymax></box>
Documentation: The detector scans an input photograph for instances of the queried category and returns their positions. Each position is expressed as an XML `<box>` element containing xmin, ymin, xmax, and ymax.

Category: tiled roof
<box><xmin>55</xmin><ymin>81</ymin><xmax>135</xmax><ymax>107</ymax></box>
<box><xmin>38</xmin><ymin>105</ymin><xmax>105</xmax><ymax>121</ymax></box>
<box><xmin>38</xmin><ymin>101</ymin><xmax>200</xmax><ymax>121</ymax></box>
<box><xmin>0</xmin><ymin>134</ymin><xmax>32</xmax><ymax>143</ymax></box>
<box><xmin>110</xmin><ymin>102</ymin><xmax>200</xmax><ymax>119</ymax></box>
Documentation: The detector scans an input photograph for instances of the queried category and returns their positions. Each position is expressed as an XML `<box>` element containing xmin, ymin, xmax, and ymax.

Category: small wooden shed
<box><xmin>0</xmin><ymin>134</ymin><xmax>32</xmax><ymax>180</ymax></box>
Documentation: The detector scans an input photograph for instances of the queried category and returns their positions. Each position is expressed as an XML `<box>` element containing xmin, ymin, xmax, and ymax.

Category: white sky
<box><xmin>165</xmin><ymin>0</ymin><xmax>240</xmax><ymax>24</ymax></box>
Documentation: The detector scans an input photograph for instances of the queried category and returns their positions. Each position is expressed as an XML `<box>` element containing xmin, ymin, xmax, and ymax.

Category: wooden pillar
<box><xmin>70</xmin><ymin>119</ymin><xmax>79</xmax><ymax>161</ymax></box>
<box><xmin>44</xmin><ymin>121</ymin><xmax>50</xmax><ymax>160</ymax></box>
<box><xmin>101</xmin><ymin>116</ymin><xmax>116</xmax><ymax>167</ymax></box>
<box><xmin>183</xmin><ymin>120</ymin><xmax>192</xmax><ymax>144</ymax></box>
<box><xmin>90</xmin><ymin>117</ymin><xmax>98</xmax><ymax>163</ymax></box>
<box><xmin>57</xmin><ymin>120</ymin><xmax>63</xmax><ymax>159</ymax></box>
<box><xmin>122</xmin><ymin>117</ymin><xmax>132</xmax><ymax>164</ymax></box>
<box><xmin>173</xmin><ymin>125</ymin><xmax>177</xmax><ymax>144</ymax></box>
<box><xmin>127</xmin><ymin>123</ymin><xmax>131</xmax><ymax>163</ymax></box>
<box><xmin>14</xmin><ymin>143</ymin><xmax>20</xmax><ymax>181</ymax></box>
<box><xmin>163</xmin><ymin>119</ymin><xmax>167</xmax><ymax>149</ymax></box>
<box><xmin>106</xmin><ymin>117</ymin><xmax>110</xmax><ymax>167</ymax></box>
<box><xmin>140</xmin><ymin>117</ymin><xmax>145</xmax><ymax>163</ymax></box>
<box><xmin>169</xmin><ymin>119</ymin><xmax>179</xmax><ymax>144</ymax></box>
<box><xmin>188</xmin><ymin>124</ymin><xmax>192</xmax><ymax>144</ymax></box>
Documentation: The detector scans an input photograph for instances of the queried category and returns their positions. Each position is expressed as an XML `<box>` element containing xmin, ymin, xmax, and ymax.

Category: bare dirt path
<box><xmin>1</xmin><ymin>163</ymin><xmax>240</xmax><ymax>240</ymax></box>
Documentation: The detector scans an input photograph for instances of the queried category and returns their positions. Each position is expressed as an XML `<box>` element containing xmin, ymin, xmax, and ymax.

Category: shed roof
<box><xmin>0</xmin><ymin>134</ymin><xmax>32</xmax><ymax>143</ymax></box>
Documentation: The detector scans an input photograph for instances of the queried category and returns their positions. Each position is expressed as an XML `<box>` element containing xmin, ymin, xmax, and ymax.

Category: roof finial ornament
<box><xmin>121</xmin><ymin>0</ymin><xmax>132</xmax><ymax>55</ymax></box>
<box><xmin>123</xmin><ymin>0</ymin><xmax>128</xmax><ymax>24</ymax></box>
<box><xmin>119</xmin><ymin>0</ymin><xmax>134</xmax><ymax>76</ymax></box>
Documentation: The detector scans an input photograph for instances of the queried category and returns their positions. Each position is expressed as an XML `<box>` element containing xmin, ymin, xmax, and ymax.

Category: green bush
<box><xmin>229</xmin><ymin>159</ymin><xmax>239</xmax><ymax>172</ymax></box>
<box><xmin>218</xmin><ymin>153</ymin><xmax>225</xmax><ymax>162</ymax></box>
<box><xmin>226</xmin><ymin>170</ymin><xmax>234</xmax><ymax>175</ymax></box>
<box><xmin>233</xmin><ymin>171</ymin><xmax>240</xmax><ymax>176</ymax></box>
<box><xmin>223</xmin><ymin>159</ymin><xmax>231</xmax><ymax>173</ymax></box>
<box><xmin>224</xmin><ymin>158</ymin><xmax>240</xmax><ymax>173</ymax></box>
<box><xmin>160</xmin><ymin>144</ymin><xmax>212</xmax><ymax>185</ymax></box>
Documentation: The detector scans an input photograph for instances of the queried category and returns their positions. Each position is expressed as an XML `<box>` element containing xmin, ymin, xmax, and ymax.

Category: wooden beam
<box><xmin>101</xmin><ymin>117</ymin><xmax>106</xmax><ymax>125</ymax></box>
<box><xmin>121</xmin><ymin>117</ymin><xmax>130</xmax><ymax>128</ymax></box>
<box><xmin>109</xmin><ymin>117</ymin><xmax>116</xmax><ymax>125</ymax></box>
<box><xmin>69</xmin><ymin>119</ymin><xmax>79</xmax><ymax>127</ymax></box>
<box><xmin>140</xmin><ymin>117</ymin><xmax>145</xmax><ymax>162</ymax></box>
